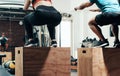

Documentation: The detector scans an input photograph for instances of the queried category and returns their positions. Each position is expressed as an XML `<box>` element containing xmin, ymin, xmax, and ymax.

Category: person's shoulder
<box><xmin>89</xmin><ymin>0</ymin><xmax>96</xmax><ymax>3</ymax></box>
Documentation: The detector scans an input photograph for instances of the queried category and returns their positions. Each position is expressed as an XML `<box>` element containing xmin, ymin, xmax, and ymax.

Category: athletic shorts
<box><xmin>95</xmin><ymin>12</ymin><xmax>120</xmax><ymax>26</ymax></box>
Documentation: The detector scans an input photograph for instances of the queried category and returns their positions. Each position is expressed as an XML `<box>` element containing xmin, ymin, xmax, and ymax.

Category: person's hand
<box><xmin>74</xmin><ymin>5</ymin><xmax>85</xmax><ymax>11</ymax></box>
<box><xmin>74</xmin><ymin>7</ymin><xmax>79</xmax><ymax>11</ymax></box>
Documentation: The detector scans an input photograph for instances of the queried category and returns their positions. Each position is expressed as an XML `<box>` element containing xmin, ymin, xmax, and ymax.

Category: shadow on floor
<box><xmin>0</xmin><ymin>65</ymin><xmax>14</xmax><ymax>76</ymax></box>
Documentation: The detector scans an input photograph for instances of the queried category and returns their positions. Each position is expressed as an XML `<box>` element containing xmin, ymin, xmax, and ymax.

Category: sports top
<box><xmin>32</xmin><ymin>0</ymin><xmax>51</xmax><ymax>7</ymax></box>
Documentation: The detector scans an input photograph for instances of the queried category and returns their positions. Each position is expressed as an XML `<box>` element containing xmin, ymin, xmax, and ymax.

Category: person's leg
<box><xmin>45</xmin><ymin>6</ymin><xmax>61</xmax><ymax>47</ymax></box>
<box><xmin>47</xmin><ymin>25</ymin><xmax>56</xmax><ymax>40</ymax></box>
<box><xmin>47</xmin><ymin>25</ymin><xmax>57</xmax><ymax>47</ymax></box>
<box><xmin>23</xmin><ymin>13</ymin><xmax>34</xmax><ymax>41</ymax></box>
<box><xmin>88</xmin><ymin>17</ymin><xmax>109</xmax><ymax>47</ymax></box>
<box><xmin>23</xmin><ymin>12</ymin><xmax>40</xmax><ymax>47</ymax></box>
<box><xmin>89</xmin><ymin>17</ymin><xmax>106</xmax><ymax>41</ymax></box>
<box><xmin>0</xmin><ymin>44</ymin><xmax>5</xmax><ymax>51</ymax></box>
<box><xmin>110</xmin><ymin>24</ymin><xmax>120</xmax><ymax>47</ymax></box>
<box><xmin>5</xmin><ymin>43</ymin><xmax>8</xmax><ymax>51</ymax></box>
<box><xmin>88</xmin><ymin>12</ymin><xmax>120</xmax><ymax>47</ymax></box>
<box><xmin>46</xmin><ymin>7</ymin><xmax>61</xmax><ymax>40</ymax></box>
<box><xmin>47</xmin><ymin>15</ymin><xmax>61</xmax><ymax>47</ymax></box>
<box><xmin>110</xmin><ymin>24</ymin><xmax>119</xmax><ymax>42</ymax></box>
<box><xmin>0</xmin><ymin>45</ymin><xmax>1</xmax><ymax>51</ymax></box>
<box><xmin>23</xmin><ymin>15</ymin><xmax>34</xmax><ymax>47</ymax></box>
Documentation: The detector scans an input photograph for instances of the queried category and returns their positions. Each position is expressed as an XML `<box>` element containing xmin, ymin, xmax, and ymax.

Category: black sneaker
<box><xmin>95</xmin><ymin>39</ymin><xmax>109</xmax><ymax>47</ymax></box>
<box><xmin>50</xmin><ymin>41</ymin><xmax>57</xmax><ymax>47</ymax></box>
<box><xmin>113</xmin><ymin>42</ymin><xmax>120</xmax><ymax>48</ymax></box>
<box><xmin>24</xmin><ymin>40</ymin><xmax>38</xmax><ymax>47</ymax></box>
<box><xmin>71</xmin><ymin>56</ymin><xmax>77</xmax><ymax>62</ymax></box>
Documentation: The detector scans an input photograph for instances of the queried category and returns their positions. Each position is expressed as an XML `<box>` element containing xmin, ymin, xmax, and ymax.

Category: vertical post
<box><xmin>15</xmin><ymin>47</ymin><xmax>23</xmax><ymax>76</ymax></box>
<box><xmin>78</xmin><ymin>48</ymin><xmax>93</xmax><ymax>76</ymax></box>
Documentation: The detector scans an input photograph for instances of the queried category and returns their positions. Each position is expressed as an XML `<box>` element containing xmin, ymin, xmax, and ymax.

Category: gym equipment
<box><xmin>15</xmin><ymin>47</ymin><xmax>70</xmax><ymax>76</ymax></box>
<box><xmin>0</xmin><ymin>54</ymin><xmax>6</xmax><ymax>65</ymax></box>
<box><xmin>3</xmin><ymin>60</ymin><xmax>15</xmax><ymax>75</ymax></box>
<box><xmin>81</xmin><ymin>37</ymin><xmax>99</xmax><ymax>47</ymax></box>
<box><xmin>78</xmin><ymin>48</ymin><xmax>120</xmax><ymax>76</ymax></box>
<box><xmin>71</xmin><ymin>56</ymin><xmax>77</xmax><ymax>66</ymax></box>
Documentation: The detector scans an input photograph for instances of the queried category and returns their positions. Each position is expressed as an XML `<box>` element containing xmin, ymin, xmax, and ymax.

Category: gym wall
<box><xmin>0</xmin><ymin>7</ymin><xmax>25</xmax><ymax>60</ymax></box>
<box><xmin>0</xmin><ymin>20</ymin><xmax>25</xmax><ymax>47</ymax></box>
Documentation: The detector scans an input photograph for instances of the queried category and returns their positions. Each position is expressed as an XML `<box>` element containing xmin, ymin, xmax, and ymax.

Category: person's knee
<box><xmin>88</xmin><ymin>19</ymin><xmax>97</xmax><ymax>27</ymax></box>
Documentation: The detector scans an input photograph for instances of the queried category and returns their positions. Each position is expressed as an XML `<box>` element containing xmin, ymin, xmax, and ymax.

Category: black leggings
<box><xmin>23</xmin><ymin>5</ymin><xmax>62</xmax><ymax>40</ymax></box>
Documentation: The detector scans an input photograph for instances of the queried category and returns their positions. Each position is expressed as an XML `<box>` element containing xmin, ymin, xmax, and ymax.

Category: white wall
<box><xmin>52</xmin><ymin>0</ymin><xmax>71</xmax><ymax>12</ymax></box>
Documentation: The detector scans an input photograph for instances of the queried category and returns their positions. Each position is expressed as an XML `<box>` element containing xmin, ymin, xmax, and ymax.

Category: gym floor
<box><xmin>71</xmin><ymin>70</ymin><xmax>77</xmax><ymax>76</ymax></box>
<box><xmin>0</xmin><ymin>65</ymin><xmax>14</xmax><ymax>76</ymax></box>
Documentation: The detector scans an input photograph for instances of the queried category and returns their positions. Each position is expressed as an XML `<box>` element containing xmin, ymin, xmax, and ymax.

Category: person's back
<box><xmin>90</xmin><ymin>0</ymin><xmax>120</xmax><ymax>12</ymax></box>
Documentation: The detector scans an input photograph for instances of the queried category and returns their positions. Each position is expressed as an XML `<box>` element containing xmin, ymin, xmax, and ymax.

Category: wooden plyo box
<box><xmin>0</xmin><ymin>52</ymin><xmax>12</xmax><ymax>62</ymax></box>
<box><xmin>15</xmin><ymin>47</ymin><xmax>70</xmax><ymax>76</ymax></box>
<box><xmin>78</xmin><ymin>48</ymin><xmax>120</xmax><ymax>76</ymax></box>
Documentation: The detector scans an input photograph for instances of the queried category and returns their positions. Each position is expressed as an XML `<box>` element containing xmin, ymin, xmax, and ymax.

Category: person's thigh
<box><xmin>27</xmin><ymin>12</ymin><xmax>46</xmax><ymax>26</ymax></box>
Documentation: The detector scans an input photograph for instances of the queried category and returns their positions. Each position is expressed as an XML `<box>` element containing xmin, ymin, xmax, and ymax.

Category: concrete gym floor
<box><xmin>71</xmin><ymin>70</ymin><xmax>77</xmax><ymax>76</ymax></box>
<box><xmin>0</xmin><ymin>65</ymin><xmax>14</xmax><ymax>76</ymax></box>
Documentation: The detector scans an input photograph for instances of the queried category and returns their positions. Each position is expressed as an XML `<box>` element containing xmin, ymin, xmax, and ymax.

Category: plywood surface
<box><xmin>15</xmin><ymin>47</ymin><xmax>70</xmax><ymax>76</ymax></box>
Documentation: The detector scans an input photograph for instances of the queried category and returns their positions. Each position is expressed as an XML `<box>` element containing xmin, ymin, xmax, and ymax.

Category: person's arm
<box><xmin>74</xmin><ymin>1</ymin><xmax>94</xmax><ymax>11</ymax></box>
<box><xmin>89</xmin><ymin>8</ymin><xmax>101</xmax><ymax>12</ymax></box>
<box><xmin>23</xmin><ymin>0</ymin><xmax>31</xmax><ymax>10</ymax></box>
